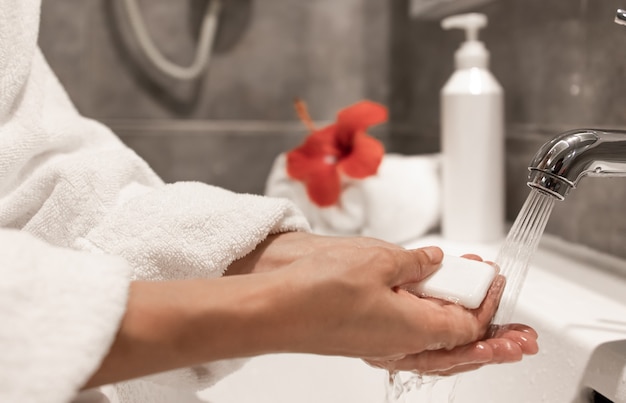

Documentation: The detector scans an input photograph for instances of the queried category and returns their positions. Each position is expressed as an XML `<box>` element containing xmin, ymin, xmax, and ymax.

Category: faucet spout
<box><xmin>527</xmin><ymin>129</ymin><xmax>626</xmax><ymax>200</ymax></box>
<box><xmin>616</xmin><ymin>9</ymin><xmax>626</xmax><ymax>26</ymax></box>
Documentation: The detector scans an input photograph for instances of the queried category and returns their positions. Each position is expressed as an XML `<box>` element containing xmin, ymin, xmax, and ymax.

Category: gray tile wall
<box><xmin>39</xmin><ymin>0</ymin><xmax>390</xmax><ymax>197</ymax></box>
<box><xmin>39</xmin><ymin>0</ymin><xmax>390</xmax><ymax>120</ymax></box>
<box><xmin>39</xmin><ymin>0</ymin><xmax>626</xmax><ymax>259</ymax></box>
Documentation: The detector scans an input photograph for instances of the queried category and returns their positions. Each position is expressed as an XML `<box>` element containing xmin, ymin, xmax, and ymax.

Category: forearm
<box><xmin>84</xmin><ymin>240</ymin><xmax>536</xmax><ymax>389</ymax></box>
<box><xmin>86</xmin><ymin>231</ymin><xmax>317</xmax><ymax>389</ymax></box>
<box><xmin>85</xmin><ymin>275</ymin><xmax>290</xmax><ymax>389</ymax></box>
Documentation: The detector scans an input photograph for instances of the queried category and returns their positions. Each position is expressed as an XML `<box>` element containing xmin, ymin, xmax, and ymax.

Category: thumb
<box><xmin>391</xmin><ymin>246</ymin><xmax>443</xmax><ymax>286</ymax></box>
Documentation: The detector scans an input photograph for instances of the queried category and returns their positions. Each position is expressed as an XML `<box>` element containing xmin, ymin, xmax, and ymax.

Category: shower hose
<box><xmin>122</xmin><ymin>0</ymin><xmax>221</xmax><ymax>80</ymax></box>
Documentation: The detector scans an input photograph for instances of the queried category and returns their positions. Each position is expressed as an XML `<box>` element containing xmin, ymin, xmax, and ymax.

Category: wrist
<box><xmin>225</xmin><ymin>231</ymin><xmax>315</xmax><ymax>275</ymax></box>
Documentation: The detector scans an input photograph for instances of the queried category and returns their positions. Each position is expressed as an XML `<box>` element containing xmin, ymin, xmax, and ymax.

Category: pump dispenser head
<box><xmin>441</xmin><ymin>13</ymin><xmax>489</xmax><ymax>69</ymax></box>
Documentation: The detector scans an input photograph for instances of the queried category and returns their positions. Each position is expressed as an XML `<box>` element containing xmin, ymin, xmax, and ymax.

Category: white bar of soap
<box><xmin>406</xmin><ymin>255</ymin><xmax>496</xmax><ymax>309</ymax></box>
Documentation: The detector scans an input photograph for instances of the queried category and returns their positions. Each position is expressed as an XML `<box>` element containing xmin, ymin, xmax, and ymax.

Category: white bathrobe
<box><xmin>0</xmin><ymin>1</ymin><xmax>309</xmax><ymax>403</ymax></box>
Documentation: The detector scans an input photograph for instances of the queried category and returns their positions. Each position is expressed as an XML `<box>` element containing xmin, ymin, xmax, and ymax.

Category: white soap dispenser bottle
<box><xmin>440</xmin><ymin>12</ymin><xmax>504</xmax><ymax>243</ymax></box>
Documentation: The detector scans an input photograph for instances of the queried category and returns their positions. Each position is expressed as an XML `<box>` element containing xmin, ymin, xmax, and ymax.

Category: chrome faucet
<box><xmin>616</xmin><ymin>9</ymin><xmax>626</xmax><ymax>26</ymax></box>
<box><xmin>527</xmin><ymin>129</ymin><xmax>626</xmax><ymax>200</ymax></box>
<box><xmin>526</xmin><ymin>10</ymin><xmax>626</xmax><ymax>201</ymax></box>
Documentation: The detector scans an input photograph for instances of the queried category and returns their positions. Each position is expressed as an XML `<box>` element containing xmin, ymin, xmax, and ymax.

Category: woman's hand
<box><xmin>229</xmin><ymin>233</ymin><xmax>539</xmax><ymax>374</ymax></box>
<box><xmin>365</xmin><ymin>322</ymin><xmax>538</xmax><ymax>376</ymax></box>
<box><xmin>365</xmin><ymin>254</ymin><xmax>539</xmax><ymax>376</ymax></box>
<box><xmin>259</xmin><ymin>242</ymin><xmax>504</xmax><ymax>360</ymax></box>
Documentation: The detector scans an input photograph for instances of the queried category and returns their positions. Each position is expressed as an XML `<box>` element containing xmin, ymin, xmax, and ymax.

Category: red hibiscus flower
<box><xmin>286</xmin><ymin>100</ymin><xmax>387</xmax><ymax>207</ymax></box>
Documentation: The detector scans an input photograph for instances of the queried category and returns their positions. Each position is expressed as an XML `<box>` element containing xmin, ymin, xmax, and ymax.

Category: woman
<box><xmin>0</xmin><ymin>1</ymin><xmax>537</xmax><ymax>402</ymax></box>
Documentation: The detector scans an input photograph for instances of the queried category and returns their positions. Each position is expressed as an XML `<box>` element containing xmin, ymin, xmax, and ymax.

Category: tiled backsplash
<box><xmin>39</xmin><ymin>0</ymin><xmax>626</xmax><ymax>260</ymax></box>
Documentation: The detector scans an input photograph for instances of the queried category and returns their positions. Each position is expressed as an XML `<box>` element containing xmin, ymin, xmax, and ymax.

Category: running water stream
<box><xmin>491</xmin><ymin>189</ymin><xmax>556</xmax><ymax>325</ymax></box>
<box><xmin>385</xmin><ymin>189</ymin><xmax>556</xmax><ymax>402</ymax></box>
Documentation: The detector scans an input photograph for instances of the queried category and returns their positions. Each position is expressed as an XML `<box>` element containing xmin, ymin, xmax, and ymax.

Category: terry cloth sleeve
<box><xmin>0</xmin><ymin>49</ymin><xmax>310</xmax><ymax>396</ymax></box>
<box><xmin>1</xmin><ymin>18</ymin><xmax>309</xmax><ymax>403</ymax></box>
<box><xmin>1</xmin><ymin>0</ymin><xmax>310</xmax><ymax>397</ymax></box>
<box><xmin>0</xmin><ymin>229</ymin><xmax>131</xmax><ymax>403</ymax></box>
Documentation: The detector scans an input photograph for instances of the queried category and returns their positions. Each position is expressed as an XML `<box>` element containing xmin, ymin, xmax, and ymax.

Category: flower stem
<box><xmin>294</xmin><ymin>98</ymin><xmax>316</xmax><ymax>132</ymax></box>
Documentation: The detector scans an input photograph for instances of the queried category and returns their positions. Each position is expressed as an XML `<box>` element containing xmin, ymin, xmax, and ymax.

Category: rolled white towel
<box><xmin>266</xmin><ymin>153</ymin><xmax>441</xmax><ymax>244</ymax></box>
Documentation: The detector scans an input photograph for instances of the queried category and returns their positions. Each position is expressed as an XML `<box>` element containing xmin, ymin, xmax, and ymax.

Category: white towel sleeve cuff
<box><xmin>0</xmin><ymin>229</ymin><xmax>131</xmax><ymax>403</ymax></box>
<box><xmin>76</xmin><ymin>181</ymin><xmax>311</xmax><ymax>281</ymax></box>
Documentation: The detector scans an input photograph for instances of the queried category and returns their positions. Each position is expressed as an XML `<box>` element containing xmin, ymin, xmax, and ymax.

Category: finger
<box><xmin>481</xmin><ymin>338</ymin><xmax>524</xmax><ymax>364</ymax></box>
<box><xmin>432</xmin><ymin>363</ymin><xmax>484</xmax><ymax>376</ymax></box>
<box><xmin>502</xmin><ymin>332</ymin><xmax>538</xmax><ymax>355</ymax></box>
<box><xmin>485</xmin><ymin>261</ymin><xmax>500</xmax><ymax>274</ymax></box>
<box><xmin>473</xmin><ymin>274</ymin><xmax>506</xmax><ymax>325</ymax></box>
<box><xmin>491</xmin><ymin>323</ymin><xmax>538</xmax><ymax>339</ymax></box>
<box><xmin>460</xmin><ymin>254</ymin><xmax>482</xmax><ymax>261</ymax></box>
<box><xmin>423</xmin><ymin>275</ymin><xmax>506</xmax><ymax>348</ymax></box>
<box><xmin>391</xmin><ymin>246</ymin><xmax>443</xmax><ymax>286</ymax></box>
<box><xmin>488</xmin><ymin>326</ymin><xmax>539</xmax><ymax>355</ymax></box>
<box><xmin>381</xmin><ymin>342</ymin><xmax>493</xmax><ymax>372</ymax></box>
<box><xmin>374</xmin><ymin>338</ymin><xmax>527</xmax><ymax>376</ymax></box>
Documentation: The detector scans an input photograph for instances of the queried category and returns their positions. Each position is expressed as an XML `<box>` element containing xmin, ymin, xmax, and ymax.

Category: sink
<box><xmin>199</xmin><ymin>235</ymin><xmax>626</xmax><ymax>403</ymax></box>
<box><xmin>417</xmin><ymin>235</ymin><xmax>626</xmax><ymax>403</ymax></box>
